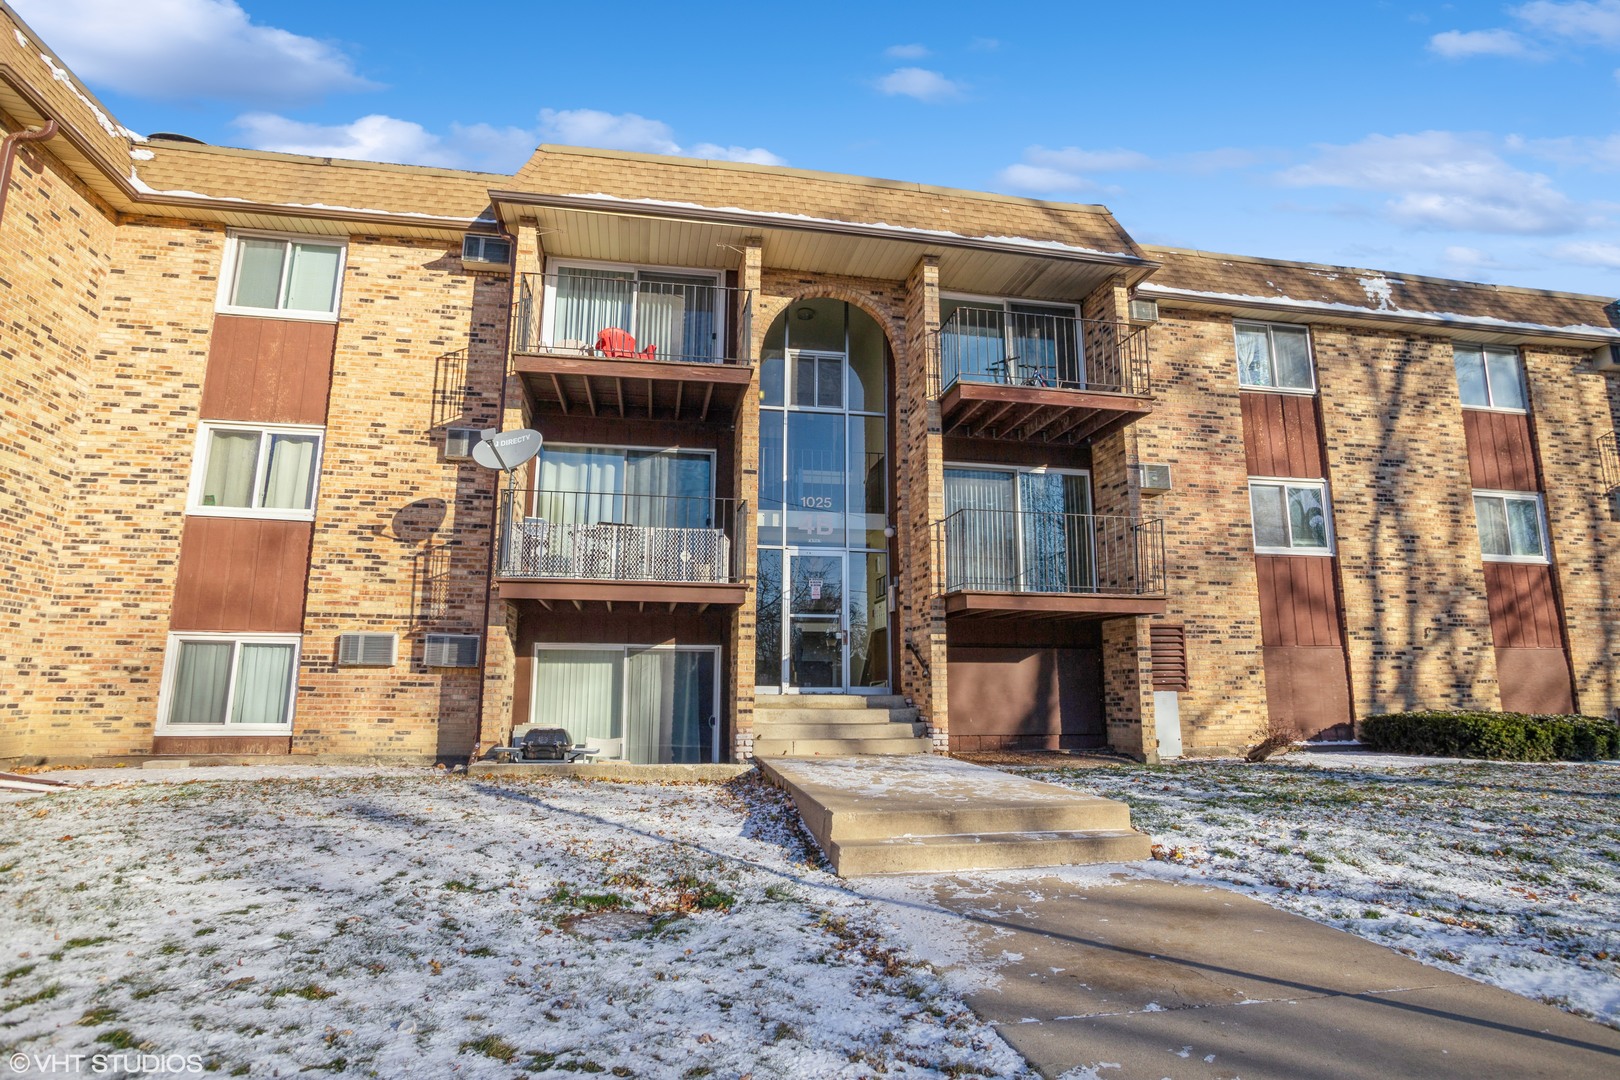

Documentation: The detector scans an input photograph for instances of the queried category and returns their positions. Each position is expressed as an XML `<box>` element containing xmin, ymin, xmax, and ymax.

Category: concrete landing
<box><xmin>758</xmin><ymin>755</ymin><xmax>1152</xmax><ymax>876</ymax></box>
<box><xmin>930</xmin><ymin>875</ymin><xmax>1620</xmax><ymax>1079</ymax></box>
<box><xmin>753</xmin><ymin>695</ymin><xmax>931</xmax><ymax>758</ymax></box>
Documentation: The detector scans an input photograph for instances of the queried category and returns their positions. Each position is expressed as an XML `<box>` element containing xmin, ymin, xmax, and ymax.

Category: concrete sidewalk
<box><xmin>925</xmin><ymin>875</ymin><xmax>1620</xmax><ymax>1079</ymax></box>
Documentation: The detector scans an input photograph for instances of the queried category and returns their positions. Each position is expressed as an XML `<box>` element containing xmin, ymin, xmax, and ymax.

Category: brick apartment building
<box><xmin>2</xmin><ymin>4</ymin><xmax>1617</xmax><ymax>767</ymax></box>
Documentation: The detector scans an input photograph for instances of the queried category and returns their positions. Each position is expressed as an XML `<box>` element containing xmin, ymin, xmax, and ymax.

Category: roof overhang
<box><xmin>491</xmin><ymin>190</ymin><xmax>1160</xmax><ymax>301</ymax></box>
<box><xmin>1138</xmin><ymin>283</ymin><xmax>1620</xmax><ymax>349</ymax></box>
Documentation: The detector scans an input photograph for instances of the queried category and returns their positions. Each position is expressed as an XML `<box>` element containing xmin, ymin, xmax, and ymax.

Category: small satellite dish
<box><xmin>472</xmin><ymin>428</ymin><xmax>543</xmax><ymax>471</ymax></box>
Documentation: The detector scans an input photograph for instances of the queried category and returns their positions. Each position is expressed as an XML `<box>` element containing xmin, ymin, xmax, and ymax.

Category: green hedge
<box><xmin>1360</xmin><ymin>710</ymin><xmax>1620</xmax><ymax>762</ymax></box>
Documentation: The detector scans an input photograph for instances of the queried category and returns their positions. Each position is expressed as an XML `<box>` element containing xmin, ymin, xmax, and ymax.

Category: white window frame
<box><xmin>1234</xmin><ymin>321</ymin><xmax>1318</xmax><ymax>394</ymax></box>
<box><xmin>215</xmin><ymin>229</ymin><xmax>348</xmax><ymax>322</ymax></box>
<box><xmin>186</xmin><ymin>420</ymin><xmax>325</xmax><ymax>522</ymax></box>
<box><xmin>1247</xmin><ymin>476</ymin><xmax>1335</xmax><ymax>556</ymax></box>
<box><xmin>540</xmin><ymin>258</ymin><xmax>723</xmax><ymax>354</ymax></box>
<box><xmin>155</xmin><ymin>631</ymin><xmax>301</xmax><ymax>736</ymax></box>
<box><xmin>1472</xmin><ymin>489</ymin><xmax>1550</xmax><ymax>564</ymax></box>
<box><xmin>1454</xmin><ymin>344</ymin><xmax>1528</xmax><ymax>413</ymax></box>
<box><xmin>531</xmin><ymin>643</ymin><xmax>723</xmax><ymax>764</ymax></box>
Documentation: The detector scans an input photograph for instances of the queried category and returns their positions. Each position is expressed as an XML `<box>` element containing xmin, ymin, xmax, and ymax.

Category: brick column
<box><xmin>899</xmin><ymin>256</ymin><xmax>949</xmax><ymax>751</ymax></box>
<box><xmin>730</xmin><ymin>238</ymin><xmax>764</xmax><ymax>762</ymax></box>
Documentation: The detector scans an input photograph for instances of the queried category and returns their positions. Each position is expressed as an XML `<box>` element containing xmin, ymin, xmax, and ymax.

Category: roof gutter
<box><xmin>1138</xmin><ymin>283</ymin><xmax>1620</xmax><ymax>347</ymax></box>
<box><xmin>488</xmin><ymin>189</ymin><xmax>1161</xmax><ymax>274</ymax></box>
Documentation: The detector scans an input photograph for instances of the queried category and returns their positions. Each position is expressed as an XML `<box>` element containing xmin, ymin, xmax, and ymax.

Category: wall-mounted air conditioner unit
<box><xmin>444</xmin><ymin>427</ymin><xmax>482</xmax><ymax>461</ymax></box>
<box><xmin>1134</xmin><ymin>463</ymin><xmax>1173</xmax><ymax>495</ymax></box>
<box><xmin>424</xmin><ymin>633</ymin><xmax>481</xmax><ymax>668</ymax></box>
<box><xmin>1128</xmin><ymin>298</ymin><xmax>1160</xmax><ymax>325</ymax></box>
<box><xmin>1595</xmin><ymin>343</ymin><xmax>1620</xmax><ymax>373</ymax></box>
<box><xmin>338</xmin><ymin>632</ymin><xmax>397</xmax><ymax>667</ymax></box>
<box><xmin>461</xmin><ymin>233</ymin><xmax>512</xmax><ymax>271</ymax></box>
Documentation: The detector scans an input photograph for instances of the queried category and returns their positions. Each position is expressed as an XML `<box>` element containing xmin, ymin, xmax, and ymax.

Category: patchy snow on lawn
<box><xmin>1024</xmin><ymin>756</ymin><xmax>1620</xmax><ymax>1028</ymax></box>
<box><xmin>0</xmin><ymin>769</ymin><xmax>1031</xmax><ymax>1078</ymax></box>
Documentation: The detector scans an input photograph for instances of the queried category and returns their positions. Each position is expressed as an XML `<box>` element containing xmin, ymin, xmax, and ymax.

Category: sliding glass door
<box><xmin>942</xmin><ymin>467</ymin><xmax>1094</xmax><ymax>593</ymax></box>
<box><xmin>533</xmin><ymin>646</ymin><xmax>719</xmax><ymax>763</ymax></box>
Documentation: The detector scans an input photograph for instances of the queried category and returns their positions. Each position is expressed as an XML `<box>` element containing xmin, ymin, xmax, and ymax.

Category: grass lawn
<box><xmin>0</xmin><ymin>768</ymin><xmax>1029</xmax><ymax>1079</ymax></box>
<box><xmin>1026</xmin><ymin>754</ymin><xmax>1620</xmax><ymax>1028</ymax></box>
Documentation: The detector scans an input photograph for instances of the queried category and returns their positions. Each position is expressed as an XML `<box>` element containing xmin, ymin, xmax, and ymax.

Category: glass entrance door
<box><xmin>788</xmin><ymin>552</ymin><xmax>843</xmax><ymax>690</ymax></box>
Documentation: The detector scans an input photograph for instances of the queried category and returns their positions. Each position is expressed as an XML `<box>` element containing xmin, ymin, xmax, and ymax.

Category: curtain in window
<box><xmin>625</xmin><ymin>650</ymin><xmax>675</xmax><ymax>764</ymax></box>
<box><xmin>1506</xmin><ymin>499</ymin><xmax>1543</xmax><ymax>556</ymax></box>
<box><xmin>231</xmin><ymin>643</ymin><xmax>295</xmax><ymax>725</ymax></box>
<box><xmin>1236</xmin><ymin>326</ymin><xmax>1272</xmax><ymax>387</ymax></box>
<box><xmin>1251</xmin><ymin>486</ymin><xmax>1290</xmax><ymax>548</ymax></box>
<box><xmin>940</xmin><ymin>301</ymin><xmax>1005</xmax><ymax>386</ymax></box>
<box><xmin>667</xmin><ymin>651</ymin><xmax>713</xmax><ymax>764</ymax></box>
<box><xmin>637</xmin><ymin>273</ymin><xmax>716</xmax><ymax>362</ymax></box>
<box><xmin>623</xmin><ymin>451</ymin><xmax>711</xmax><ymax>528</ymax></box>
<box><xmin>1008</xmin><ymin>304</ymin><xmax>1078</xmax><ymax>386</ymax></box>
<box><xmin>202</xmin><ymin>430</ymin><xmax>260</xmax><ymax>508</ymax></box>
<box><xmin>1474</xmin><ymin>496</ymin><xmax>1509</xmax><ymax>556</ymax></box>
<box><xmin>537</xmin><ymin>448</ymin><xmax>625</xmax><ymax>523</ymax></box>
<box><xmin>534</xmin><ymin>650</ymin><xmax>623</xmax><ymax>757</ymax></box>
<box><xmin>284</xmin><ymin>243</ymin><xmax>341</xmax><ymax>312</ymax></box>
<box><xmin>943</xmin><ymin>469</ymin><xmax>1017</xmax><ymax>590</ymax></box>
<box><xmin>260</xmin><ymin>434</ymin><xmax>318</xmax><ymax>510</ymax></box>
<box><xmin>231</xmin><ymin>239</ymin><xmax>285</xmax><ymax>309</ymax></box>
<box><xmin>1286</xmin><ymin>486</ymin><xmax>1329</xmax><ymax>549</ymax></box>
<box><xmin>1019</xmin><ymin>473</ymin><xmax>1094</xmax><ymax>592</ymax></box>
<box><xmin>169</xmin><ymin>641</ymin><xmax>233</xmax><ymax>724</ymax></box>
<box><xmin>553</xmin><ymin>268</ymin><xmax>634</xmax><ymax>349</ymax></box>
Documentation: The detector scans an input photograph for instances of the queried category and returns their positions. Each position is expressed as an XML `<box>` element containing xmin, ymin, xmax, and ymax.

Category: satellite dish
<box><xmin>472</xmin><ymin>428</ymin><xmax>543</xmax><ymax>471</ymax></box>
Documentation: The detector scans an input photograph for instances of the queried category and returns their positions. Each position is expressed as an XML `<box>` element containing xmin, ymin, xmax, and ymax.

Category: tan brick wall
<box><xmin>0</xmin><ymin>122</ymin><xmax>117</xmax><ymax>759</ymax></box>
<box><xmin>1314</xmin><ymin>328</ymin><xmax>1501</xmax><ymax>715</ymax></box>
<box><xmin>1130</xmin><ymin>308</ymin><xmax>1270</xmax><ymax>751</ymax></box>
<box><xmin>295</xmin><ymin>235</ymin><xmax>507</xmax><ymax>760</ymax></box>
<box><xmin>730</xmin><ymin>238</ymin><xmax>763</xmax><ymax>762</ymax></box>
<box><xmin>898</xmin><ymin>258</ymin><xmax>947</xmax><ymax>748</ymax></box>
<box><xmin>1526</xmin><ymin>345</ymin><xmax>1620</xmax><ymax>716</ymax></box>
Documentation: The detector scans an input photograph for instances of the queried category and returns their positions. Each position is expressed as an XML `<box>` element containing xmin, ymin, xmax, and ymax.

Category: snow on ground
<box><xmin>1024</xmin><ymin>754</ymin><xmax>1620</xmax><ymax>1028</ymax></box>
<box><xmin>0</xmin><ymin>768</ymin><xmax>1031</xmax><ymax>1078</ymax></box>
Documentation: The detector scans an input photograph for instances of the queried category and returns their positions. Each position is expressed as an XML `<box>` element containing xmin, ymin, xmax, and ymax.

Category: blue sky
<box><xmin>13</xmin><ymin>0</ymin><xmax>1620</xmax><ymax>297</ymax></box>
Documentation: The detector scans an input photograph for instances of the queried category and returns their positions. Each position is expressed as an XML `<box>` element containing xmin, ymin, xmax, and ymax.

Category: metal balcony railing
<box><xmin>1602</xmin><ymin>431</ymin><xmax>1619</xmax><ymax>494</ymax></box>
<box><xmin>929</xmin><ymin>306</ymin><xmax>1150</xmax><ymax>397</ymax></box>
<box><xmin>933</xmin><ymin>508</ymin><xmax>1166</xmax><ymax>597</ymax></box>
<box><xmin>512</xmin><ymin>272</ymin><xmax>753</xmax><ymax>365</ymax></box>
<box><xmin>498</xmin><ymin>489</ymin><xmax>746</xmax><ymax>584</ymax></box>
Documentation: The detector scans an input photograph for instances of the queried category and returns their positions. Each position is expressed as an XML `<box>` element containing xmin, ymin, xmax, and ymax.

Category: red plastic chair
<box><xmin>594</xmin><ymin>327</ymin><xmax>657</xmax><ymax>360</ymax></box>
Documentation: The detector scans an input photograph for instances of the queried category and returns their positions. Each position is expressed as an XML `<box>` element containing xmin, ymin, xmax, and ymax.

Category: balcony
<box><xmin>930</xmin><ymin>307</ymin><xmax>1152</xmax><ymax>444</ymax></box>
<box><xmin>933</xmin><ymin>508</ymin><xmax>1167</xmax><ymax>618</ymax></box>
<box><xmin>496</xmin><ymin>489</ymin><xmax>748</xmax><ymax>610</ymax></box>
<box><xmin>512</xmin><ymin>272</ymin><xmax>754</xmax><ymax>422</ymax></box>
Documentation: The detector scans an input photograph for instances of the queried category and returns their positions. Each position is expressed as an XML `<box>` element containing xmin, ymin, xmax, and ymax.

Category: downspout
<box><xmin>0</xmin><ymin>120</ymin><xmax>58</xmax><ymax>224</ymax></box>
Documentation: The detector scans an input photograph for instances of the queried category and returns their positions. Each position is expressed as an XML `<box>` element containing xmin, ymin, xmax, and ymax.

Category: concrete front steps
<box><xmin>752</xmin><ymin>694</ymin><xmax>932</xmax><ymax>758</ymax></box>
<box><xmin>759</xmin><ymin>755</ymin><xmax>1153</xmax><ymax>876</ymax></box>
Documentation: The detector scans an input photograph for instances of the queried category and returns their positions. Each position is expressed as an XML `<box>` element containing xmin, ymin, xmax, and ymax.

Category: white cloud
<box><xmin>969</xmin><ymin>37</ymin><xmax>1001</xmax><ymax>51</ymax></box>
<box><xmin>1441</xmin><ymin>245</ymin><xmax>1512</xmax><ymax>270</ymax></box>
<box><xmin>1025</xmin><ymin>146</ymin><xmax>1156</xmax><ymax>172</ymax></box>
<box><xmin>1511</xmin><ymin>132</ymin><xmax>1620</xmax><ymax>169</ymax></box>
<box><xmin>996</xmin><ymin>143</ymin><xmax>1257</xmax><ymax>193</ymax></box>
<box><xmin>885</xmin><ymin>43</ymin><xmax>929</xmax><ymax>58</ymax></box>
<box><xmin>876</xmin><ymin>68</ymin><xmax>965</xmax><ymax>102</ymax></box>
<box><xmin>1428</xmin><ymin>29</ymin><xmax>1534</xmax><ymax>57</ymax></box>
<box><xmin>232</xmin><ymin>108</ymin><xmax>782</xmax><ymax>171</ymax></box>
<box><xmin>535</xmin><ymin>109</ymin><xmax>783</xmax><ymax>164</ymax></box>
<box><xmin>1514</xmin><ymin>0</ymin><xmax>1620</xmax><ymax>44</ymax></box>
<box><xmin>994</xmin><ymin>164</ymin><xmax>1102</xmax><ymax>194</ymax></box>
<box><xmin>1278</xmin><ymin>132</ymin><xmax>1591</xmax><ymax>234</ymax></box>
<box><xmin>1551</xmin><ymin>239</ymin><xmax>1620</xmax><ymax>266</ymax></box>
<box><xmin>10</xmin><ymin>0</ymin><xmax>373</xmax><ymax>104</ymax></box>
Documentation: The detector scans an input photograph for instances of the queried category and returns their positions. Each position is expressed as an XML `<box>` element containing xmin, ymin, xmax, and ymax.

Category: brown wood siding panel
<box><xmin>1495</xmin><ymin>647</ymin><xmax>1575</xmax><ymax>714</ymax></box>
<box><xmin>151</xmin><ymin>736</ymin><xmax>293</xmax><ymax>755</ymax></box>
<box><xmin>1241</xmin><ymin>391</ymin><xmax>1324</xmax><ymax>478</ymax></box>
<box><xmin>170</xmin><ymin>517</ymin><xmax>312</xmax><ymax>633</ymax></box>
<box><xmin>946</xmin><ymin>645</ymin><xmax>1105</xmax><ymax>751</ymax></box>
<box><xmin>942</xmin><ymin>436</ymin><xmax>1092</xmax><ymax>472</ymax></box>
<box><xmin>202</xmin><ymin>315</ymin><xmax>336</xmax><ymax>426</ymax></box>
<box><xmin>1462</xmin><ymin>409</ymin><xmax>1538</xmax><ymax>493</ymax></box>
<box><xmin>1254</xmin><ymin>555</ymin><xmax>1342</xmax><ymax>647</ymax></box>
<box><xmin>1482</xmin><ymin>562</ymin><xmax>1563</xmax><ymax>649</ymax></box>
<box><xmin>1263</xmin><ymin>646</ymin><xmax>1352</xmax><ymax>740</ymax></box>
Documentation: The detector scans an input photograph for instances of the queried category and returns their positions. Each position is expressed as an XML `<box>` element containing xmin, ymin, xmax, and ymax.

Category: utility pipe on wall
<box><xmin>0</xmin><ymin>119</ymin><xmax>58</xmax><ymax>225</ymax></box>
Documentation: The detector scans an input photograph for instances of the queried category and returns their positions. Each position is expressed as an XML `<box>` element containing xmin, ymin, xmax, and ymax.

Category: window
<box><xmin>461</xmin><ymin>234</ymin><xmax>512</xmax><ymax>266</ymax></box>
<box><xmin>939</xmin><ymin>295</ymin><xmax>1082</xmax><ymax>389</ymax></box>
<box><xmin>218</xmin><ymin>232</ymin><xmax>345</xmax><ymax>319</ymax></box>
<box><xmin>1248</xmin><ymin>479</ymin><xmax>1332</xmax><ymax>554</ymax></box>
<box><xmin>534</xmin><ymin>645</ymin><xmax>719</xmax><ymax>764</ymax></box>
<box><xmin>188</xmin><ymin>422</ymin><xmax>323</xmax><ymax>520</ymax></box>
<box><xmin>1454</xmin><ymin>345</ymin><xmax>1527</xmax><ymax>411</ymax></box>
<box><xmin>1235</xmin><ymin>322</ymin><xmax>1315</xmax><ymax>392</ymax></box>
<box><xmin>1473</xmin><ymin>491</ymin><xmax>1548</xmax><ymax>562</ymax></box>
<box><xmin>942</xmin><ymin>465</ymin><xmax>1094</xmax><ymax>592</ymax></box>
<box><xmin>544</xmin><ymin>263</ymin><xmax>721</xmax><ymax>363</ymax></box>
<box><xmin>158</xmin><ymin>633</ymin><xmax>300</xmax><ymax>733</ymax></box>
<box><xmin>534</xmin><ymin>444</ymin><xmax>714</xmax><ymax>526</ymax></box>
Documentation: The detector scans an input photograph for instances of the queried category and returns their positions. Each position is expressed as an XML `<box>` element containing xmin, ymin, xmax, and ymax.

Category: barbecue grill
<box><xmin>491</xmin><ymin>727</ymin><xmax>597</xmax><ymax>764</ymax></box>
